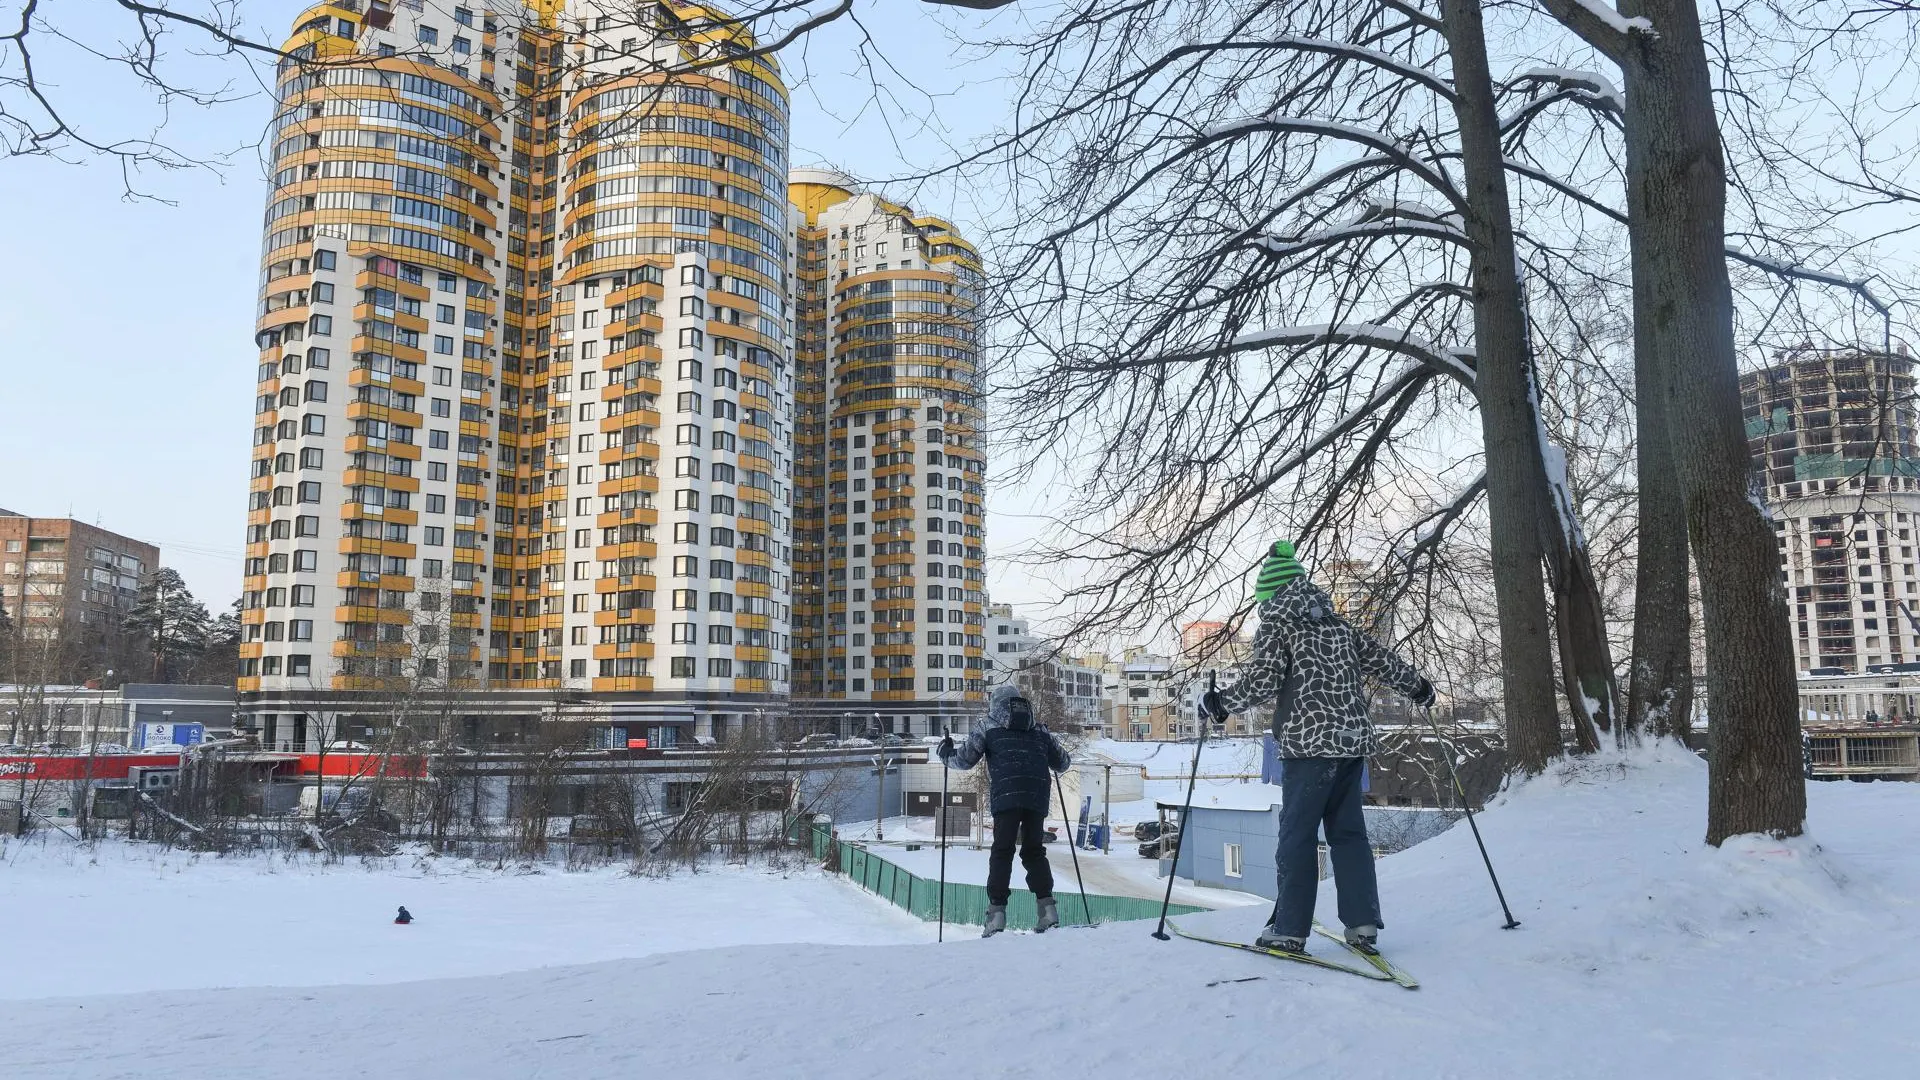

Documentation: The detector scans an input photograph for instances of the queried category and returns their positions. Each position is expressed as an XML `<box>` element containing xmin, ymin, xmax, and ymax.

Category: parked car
<box><xmin>793</xmin><ymin>733</ymin><xmax>841</xmax><ymax>749</ymax></box>
<box><xmin>840</xmin><ymin>736</ymin><xmax>877</xmax><ymax>749</ymax></box>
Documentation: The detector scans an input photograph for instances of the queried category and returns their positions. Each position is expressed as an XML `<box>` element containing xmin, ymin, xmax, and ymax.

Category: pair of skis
<box><xmin>1176</xmin><ymin>923</ymin><xmax>1419</xmax><ymax>989</ymax></box>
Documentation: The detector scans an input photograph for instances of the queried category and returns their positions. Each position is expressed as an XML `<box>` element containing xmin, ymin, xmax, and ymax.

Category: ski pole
<box><xmin>1152</xmin><ymin>671</ymin><xmax>1214</xmax><ymax>941</ymax></box>
<box><xmin>937</xmin><ymin>728</ymin><xmax>950</xmax><ymax>943</ymax></box>
<box><xmin>1423</xmin><ymin>704</ymin><xmax>1520</xmax><ymax>930</ymax></box>
<box><xmin>1054</xmin><ymin>770</ymin><xmax>1093</xmax><ymax>927</ymax></box>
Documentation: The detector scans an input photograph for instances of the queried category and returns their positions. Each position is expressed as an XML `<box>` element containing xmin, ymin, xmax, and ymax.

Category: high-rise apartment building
<box><xmin>243</xmin><ymin>1</ymin><xmax>798</xmax><ymax>747</ymax></box>
<box><xmin>788</xmin><ymin>170</ymin><xmax>988</xmax><ymax>736</ymax></box>
<box><xmin>0</xmin><ymin>510</ymin><xmax>156</xmax><ymax>651</ymax></box>
<box><xmin>1741</xmin><ymin>346</ymin><xmax>1920</xmax><ymax>673</ymax></box>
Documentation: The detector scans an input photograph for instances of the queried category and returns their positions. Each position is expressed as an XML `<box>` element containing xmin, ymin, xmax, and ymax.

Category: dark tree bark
<box><xmin>1440</xmin><ymin>0</ymin><xmax>1566</xmax><ymax>774</ymax></box>
<box><xmin>1540</xmin><ymin>0</ymin><xmax>1805</xmax><ymax>840</ymax></box>
<box><xmin>1623</xmin><ymin>293</ymin><xmax>1695</xmax><ymax>745</ymax></box>
<box><xmin>1620</xmin><ymin>0</ymin><xmax>1803</xmax><ymax>842</ymax></box>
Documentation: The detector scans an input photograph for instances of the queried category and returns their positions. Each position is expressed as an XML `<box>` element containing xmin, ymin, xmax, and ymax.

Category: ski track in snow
<box><xmin>2</xmin><ymin>743</ymin><xmax>1916</xmax><ymax>1078</ymax></box>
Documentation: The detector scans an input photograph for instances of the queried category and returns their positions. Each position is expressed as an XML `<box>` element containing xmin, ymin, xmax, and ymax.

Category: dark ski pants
<box><xmin>1269</xmin><ymin>756</ymin><xmax>1380</xmax><ymax>938</ymax></box>
<box><xmin>986</xmin><ymin>808</ymin><xmax>1054</xmax><ymax>905</ymax></box>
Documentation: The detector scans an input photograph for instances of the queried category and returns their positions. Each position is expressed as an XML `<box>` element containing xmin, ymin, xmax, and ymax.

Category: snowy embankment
<box><xmin>0</xmin><ymin>844</ymin><xmax>931</xmax><ymax>1001</ymax></box>
<box><xmin>5</xmin><ymin>743</ymin><xmax>1917</xmax><ymax>1078</ymax></box>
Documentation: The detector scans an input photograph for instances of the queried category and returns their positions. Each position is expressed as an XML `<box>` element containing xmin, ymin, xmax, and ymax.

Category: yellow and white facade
<box><xmin>788</xmin><ymin>170</ymin><xmax>989</xmax><ymax>735</ymax></box>
<box><xmin>243</xmin><ymin>0</ymin><xmax>797</xmax><ymax>747</ymax></box>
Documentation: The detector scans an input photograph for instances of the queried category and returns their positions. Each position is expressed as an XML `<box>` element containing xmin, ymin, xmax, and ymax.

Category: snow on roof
<box><xmin>1155</xmin><ymin>783</ymin><xmax>1285</xmax><ymax>812</ymax></box>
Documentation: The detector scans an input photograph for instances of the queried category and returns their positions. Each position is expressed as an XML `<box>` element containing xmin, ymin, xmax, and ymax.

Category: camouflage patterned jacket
<box><xmin>1213</xmin><ymin>578</ymin><xmax>1427</xmax><ymax>758</ymax></box>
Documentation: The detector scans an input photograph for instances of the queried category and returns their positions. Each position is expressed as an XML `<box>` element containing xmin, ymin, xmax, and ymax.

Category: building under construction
<box><xmin>1741</xmin><ymin>346</ymin><xmax>1920</xmax><ymax>673</ymax></box>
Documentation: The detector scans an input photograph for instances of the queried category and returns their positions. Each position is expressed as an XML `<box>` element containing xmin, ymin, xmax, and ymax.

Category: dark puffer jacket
<box><xmin>1215</xmin><ymin>577</ymin><xmax>1427</xmax><ymax>758</ymax></box>
<box><xmin>943</xmin><ymin>684</ymin><xmax>1071</xmax><ymax>814</ymax></box>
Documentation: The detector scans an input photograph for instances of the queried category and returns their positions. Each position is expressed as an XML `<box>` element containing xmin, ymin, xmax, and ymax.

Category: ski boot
<box><xmin>1035</xmin><ymin>897</ymin><xmax>1059</xmax><ymax>933</ymax></box>
<box><xmin>1255</xmin><ymin>925</ymin><xmax>1307</xmax><ymax>954</ymax></box>
<box><xmin>1343</xmin><ymin>924</ymin><xmax>1379</xmax><ymax>955</ymax></box>
<box><xmin>982</xmin><ymin>905</ymin><xmax>1007</xmax><ymax>937</ymax></box>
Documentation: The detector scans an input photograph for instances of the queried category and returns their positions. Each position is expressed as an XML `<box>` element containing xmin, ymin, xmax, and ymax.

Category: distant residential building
<box><xmin>0</xmin><ymin>510</ymin><xmax>156</xmax><ymax>654</ymax></box>
<box><xmin>1740</xmin><ymin>346</ymin><xmax>1920</xmax><ymax>673</ymax></box>
<box><xmin>982</xmin><ymin>603</ymin><xmax>1105</xmax><ymax>734</ymax></box>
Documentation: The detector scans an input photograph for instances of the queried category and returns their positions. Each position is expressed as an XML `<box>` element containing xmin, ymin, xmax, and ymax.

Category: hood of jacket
<box><xmin>1257</xmin><ymin>576</ymin><xmax>1336</xmax><ymax>631</ymax></box>
<box><xmin>985</xmin><ymin>683</ymin><xmax>1033</xmax><ymax>731</ymax></box>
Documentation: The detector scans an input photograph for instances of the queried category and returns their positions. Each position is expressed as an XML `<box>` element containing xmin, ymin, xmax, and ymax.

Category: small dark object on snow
<box><xmin>394</xmin><ymin>906</ymin><xmax>413</xmax><ymax>925</ymax></box>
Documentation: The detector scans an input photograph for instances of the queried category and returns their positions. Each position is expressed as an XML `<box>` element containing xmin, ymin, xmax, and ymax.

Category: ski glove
<box><xmin>1201</xmin><ymin>689</ymin><xmax>1227</xmax><ymax>721</ymax></box>
<box><xmin>1411</xmin><ymin>677</ymin><xmax>1437</xmax><ymax>709</ymax></box>
<box><xmin>938</xmin><ymin>735</ymin><xmax>956</xmax><ymax>759</ymax></box>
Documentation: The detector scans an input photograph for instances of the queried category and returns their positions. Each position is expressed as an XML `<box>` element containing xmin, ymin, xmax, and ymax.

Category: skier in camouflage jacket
<box><xmin>1202</xmin><ymin>540</ymin><xmax>1435</xmax><ymax>954</ymax></box>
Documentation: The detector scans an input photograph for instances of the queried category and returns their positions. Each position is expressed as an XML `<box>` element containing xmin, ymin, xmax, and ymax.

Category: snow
<box><xmin>6</xmin><ymin>745</ymin><xmax>1919</xmax><ymax>1077</ymax></box>
<box><xmin>0</xmin><ymin>843</ymin><xmax>930</xmax><ymax>1001</ymax></box>
<box><xmin>1228</xmin><ymin>322</ymin><xmax>1476</xmax><ymax>386</ymax></box>
<box><xmin>1512</xmin><ymin>66</ymin><xmax>1624</xmax><ymax>112</ymax></box>
<box><xmin>1568</xmin><ymin>0</ymin><xmax>1655</xmax><ymax>37</ymax></box>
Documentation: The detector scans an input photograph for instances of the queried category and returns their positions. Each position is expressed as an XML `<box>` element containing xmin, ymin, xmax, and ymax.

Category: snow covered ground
<box><xmin>5</xmin><ymin>744</ymin><xmax>1917</xmax><ymax>1077</ymax></box>
<box><xmin>0</xmin><ymin>842</ymin><xmax>931</xmax><ymax>1001</ymax></box>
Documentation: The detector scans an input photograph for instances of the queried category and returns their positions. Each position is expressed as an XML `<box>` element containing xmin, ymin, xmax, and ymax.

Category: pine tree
<box><xmin>124</xmin><ymin>568</ymin><xmax>212</xmax><ymax>683</ymax></box>
<box><xmin>190</xmin><ymin>600</ymin><xmax>242</xmax><ymax>685</ymax></box>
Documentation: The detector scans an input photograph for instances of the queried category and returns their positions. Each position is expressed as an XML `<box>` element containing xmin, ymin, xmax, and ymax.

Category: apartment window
<box><xmin>314</xmin><ymin>249</ymin><xmax>336</xmax><ymax>270</ymax></box>
<box><xmin>424</xmin><ymin>526</ymin><xmax>445</xmax><ymax>546</ymax></box>
<box><xmin>427</xmin><ymin>462</ymin><xmax>447</xmax><ymax>481</ymax></box>
<box><xmin>300</xmin><ymin>448</ymin><xmax>324</xmax><ymax>469</ymax></box>
<box><xmin>678</xmin><ymin>328</ymin><xmax>704</xmax><ymax>348</ymax></box>
<box><xmin>671</xmin><ymin>656</ymin><xmax>696</xmax><ymax>678</ymax></box>
<box><xmin>418</xmin><ymin>25</ymin><xmax>438</xmax><ymax>44</ymax></box>
<box><xmin>671</xmin><ymin>622</ymin><xmax>697</xmax><ymax>643</ymax></box>
<box><xmin>429</xmin><ymin>430</ymin><xmax>449</xmax><ymax>449</ymax></box>
<box><xmin>291</xmin><ymin>585</ymin><xmax>316</xmax><ymax>607</ymax></box>
<box><xmin>674</xmin><ymin>489</ymin><xmax>700</xmax><ymax>511</ymax></box>
<box><xmin>289</xmin><ymin>619</ymin><xmax>313</xmax><ymax>641</ymax></box>
<box><xmin>296</xmin><ymin>481</ymin><xmax>322</xmax><ymax>503</ymax></box>
<box><xmin>673</xmin><ymin>556</ymin><xmax>699</xmax><ymax>577</ymax></box>
<box><xmin>293</xmin><ymin>549</ymin><xmax>317</xmax><ymax>571</ymax></box>
<box><xmin>432</xmin><ymin>366</ymin><xmax>452</xmax><ymax>385</ymax></box>
<box><xmin>708</xmin><ymin>625</ymin><xmax>732</xmax><ymax>644</ymax></box>
<box><xmin>295</xmin><ymin>515</ymin><xmax>320</xmax><ymax>537</ymax></box>
<box><xmin>708</xmin><ymin>658</ymin><xmax>733</xmax><ymax>678</ymax></box>
<box><xmin>309</xmin><ymin>314</ymin><xmax>332</xmax><ymax>335</ymax></box>
<box><xmin>672</xmin><ymin>589</ymin><xmax>698</xmax><ymax>610</ymax></box>
<box><xmin>927</xmin><ymin>677</ymin><xmax>944</xmax><ymax>691</ymax></box>
<box><xmin>302</xmin><ymin>414</ymin><xmax>325</xmax><ymax>435</ymax></box>
<box><xmin>678</xmin><ymin>359</ymin><xmax>703</xmax><ymax>381</ymax></box>
<box><xmin>681</xmin><ymin>266</ymin><xmax>705</xmax><ymax>286</ymax></box>
<box><xmin>677</xmin><ymin>391</ymin><xmax>703</xmax><ymax>413</ymax></box>
<box><xmin>287</xmin><ymin>655</ymin><xmax>312</xmax><ymax>677</ymax></box>
<box><xmin>426</xmin><ymin>494</ymin><xmax>446</xmax><ymax>513</ymax></box>
<box><xmin>674</xmin><ymin>522</ymin><xmax>699</xmax><ymax>543</ymax></box>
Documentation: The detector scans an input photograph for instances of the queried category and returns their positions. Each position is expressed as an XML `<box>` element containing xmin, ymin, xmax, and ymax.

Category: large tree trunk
<box><xmin>1624</xmin><ymin>287</ymin><xmax>1695</xmax><ymax>745</ymax></box>
<box><xmin>1441</xmin><ymin>0</ymin><xmax>1565</xmax><ymax>774</ymax></box>
<box><xmin>1619</xmin><ymin>0</ymin><xmax>1804</xmax><ymax>842</ymax></box>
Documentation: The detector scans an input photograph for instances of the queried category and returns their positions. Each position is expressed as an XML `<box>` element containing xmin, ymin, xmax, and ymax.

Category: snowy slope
<box><xmin>5</xmin><ymin>744</ymin><xmax>1915</xmax><ymax>1078</ymax></box>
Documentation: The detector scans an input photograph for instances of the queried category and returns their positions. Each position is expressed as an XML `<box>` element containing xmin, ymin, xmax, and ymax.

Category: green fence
<box><xmin>801</xmin><ymin>820</ymin><xmax>1205</xmax><ymax>930</ymax></box>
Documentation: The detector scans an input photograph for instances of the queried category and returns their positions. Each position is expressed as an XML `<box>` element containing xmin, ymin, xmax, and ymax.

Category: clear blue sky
<box><xmin>0</xmin><ymin>0</ymin><xmax>1038</xmax><ymax>614</ymax></box>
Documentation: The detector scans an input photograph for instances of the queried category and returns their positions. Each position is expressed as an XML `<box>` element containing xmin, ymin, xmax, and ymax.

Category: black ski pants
<box><xmin>986</xmin><ymin>808</ymin><xmax>1054</xmax><ymax>905</ymax></box>
<box><xmin>1270</xmin><ymin>756</ymin><xmax>1380</xmax><ymax>938</ymax></box>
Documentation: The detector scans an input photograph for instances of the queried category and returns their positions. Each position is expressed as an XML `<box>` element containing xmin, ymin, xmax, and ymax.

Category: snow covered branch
<box><xmin>1396</xmin><ymin>471</ymin><xmax>1487</xmax><ymax>569</ymax></box>
<box><xmin>1532</xmin><ymin>0</ymin><xmax>1657</xmax><ymax>64</ymax></box>
<box><xmin>1252</xmin><ymin>218</ymin><xmax>1471</xmax><ymax>261</ymax></box>
<box><xmin>1233</xmin><ymin>322</ymin><xmax>1477</xmax><ymax>386</ymax></box>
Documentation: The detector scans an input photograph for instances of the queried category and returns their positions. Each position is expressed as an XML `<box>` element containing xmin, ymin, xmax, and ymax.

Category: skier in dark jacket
<box><xmin>940</xmin><ymin>683</ymin><xmax>1071</xmax><ymax>936</ymax></box>
<box><xmin>394</xmin><ymin>906</ymin><xmax>413</xmax><ymax>925</ymax></box>
<box><xmin>1202</xmin><ymin>540</ymin><xmax>1434</xmax><ymax>955</ymax></box>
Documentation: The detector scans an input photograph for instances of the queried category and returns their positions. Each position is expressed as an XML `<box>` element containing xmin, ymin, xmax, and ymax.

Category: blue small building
<box><xmin>1164</xmin><ymin>784</ymin><xmax>1459</xmax><ymax>899</ymax></box>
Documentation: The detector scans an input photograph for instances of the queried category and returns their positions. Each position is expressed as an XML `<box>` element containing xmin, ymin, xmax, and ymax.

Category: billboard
<box><xmin>136</xmin><ymin>722</ymin><xmax>205</xmax><ymax>749</ymax></box>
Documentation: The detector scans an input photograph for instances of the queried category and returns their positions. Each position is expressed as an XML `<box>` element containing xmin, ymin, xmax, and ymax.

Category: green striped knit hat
<box><xmin>1254</xmin><ymin>540</ymin><xmax>1306</xmax><ymax>601</ymax></box>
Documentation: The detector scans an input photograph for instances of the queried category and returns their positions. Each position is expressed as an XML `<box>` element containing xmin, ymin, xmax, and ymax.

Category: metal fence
<box><xmin>801</xmin><ymin>820</ymin><xmax>1205</xmax><ymax>930</ymax></box>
